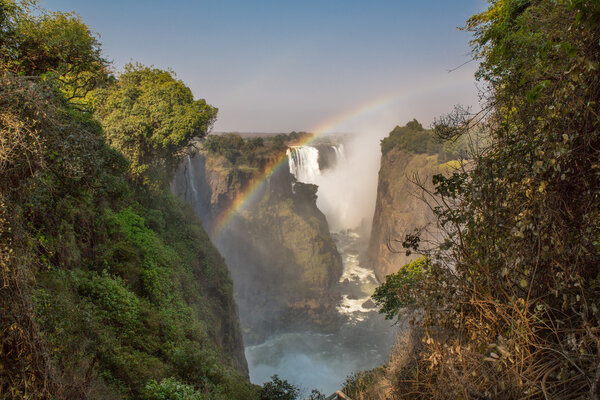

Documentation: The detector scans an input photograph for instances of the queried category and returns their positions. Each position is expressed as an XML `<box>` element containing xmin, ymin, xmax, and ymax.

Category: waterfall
<box><xmin>332</xmin><ymin>144</ymin><xmax>345</xmax><ymax>163</ymax></box>
<box><xmin>186</xmin><ymin>155</ymin><xmax>200</xmax><ymax>204</ymax></box>
<box><xmin>287</xmin><ymin>146</ymin><xmax>320</xmax><ymax>184</ymax></box>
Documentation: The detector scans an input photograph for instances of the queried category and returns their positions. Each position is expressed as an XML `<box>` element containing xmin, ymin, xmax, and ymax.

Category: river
<box><xmin>245</xmin><ymin>229</ymin><xmax>398</xmax><ymax>395</ymax></box>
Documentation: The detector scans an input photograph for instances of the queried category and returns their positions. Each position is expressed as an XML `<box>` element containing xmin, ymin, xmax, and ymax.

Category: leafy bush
<box><xmin>78</xmin><ymin>271</ymin><xmax>141</xmax><ymax>327</ymax></box>
<box><xmin>145</xmin><ymin>377</ymin><xmax>206</xmax><ymax>400</ymax></box>
<box><xmin>259</xmin><ymin>375</ymin><xmax>300</xmax><ymax>400</ymax></box>
<box><xmin>372</xmin><ymin>257</ymin><xmax>430</xmax><ymax>319</ymax></box>
<box><xmin>373</xmin><ymin>1</ymin><xmax>600</xmax><ymax>398</ymax></box>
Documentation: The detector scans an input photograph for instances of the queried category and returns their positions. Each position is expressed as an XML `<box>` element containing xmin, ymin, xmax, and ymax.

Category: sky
<box><xmin>42</xmin><ymin>0</ymin><xmax>487</xmax><ymax>133</ymax></box>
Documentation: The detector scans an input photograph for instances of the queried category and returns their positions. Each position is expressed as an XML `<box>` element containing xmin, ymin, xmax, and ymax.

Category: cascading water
<box><xmin>185</xmin><ymin>155</ymin><xmax>200</xmax><ymax>204</ymax></box>
<box><xmin>287</xmin><ymin>146</ymin><xmax>321</xmax><ymax>184</ymax></box>
<box><xmin>245</xmin><ymin>140</ymin><xmax>397</xmax><ymax>394</ymax></box>
<box><xmin>245</xmin><ymin>229</ymin><xmax>397</xmax><ymax>394</ymax></box>
<box><xmin>173</xmin><ymin>135</ymin><xmax>394</xmax><ymax>394</ymax></box>
<box><xmin>332</xmin><ymin>144</ymin><xmax>345</xmax><ymax>163</ymax></box>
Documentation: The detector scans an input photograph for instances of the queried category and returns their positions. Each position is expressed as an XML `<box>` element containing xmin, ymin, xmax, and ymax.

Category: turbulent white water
<box><xmin>287</xmin><ymin>146</ymin><xmax>321</xmax><ymax>184</ymax></box>
<box><xmin>245</xmin><ymin>139</ymin><xmax>395</xmax><ymax>394</ymax></box>
<box><xmin>335</xmin><ymin>231</ymin><xmax>380</xmax><ymax>322</ymax></box>
<box><xmin>245</xmin><ymin>230</ymin><xmax>397</xmax><ymax>394</ymax></box>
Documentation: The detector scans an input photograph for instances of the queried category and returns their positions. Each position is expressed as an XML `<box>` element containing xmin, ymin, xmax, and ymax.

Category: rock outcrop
<box><xmin>173</xmin><ymin>146</ymin><xmax>343</xmax><ymax>344</ymax></box>
<box><xmin>368</xmin><ymin>121</ymin><xmax>464</xmax><ymax>282</ymax></box>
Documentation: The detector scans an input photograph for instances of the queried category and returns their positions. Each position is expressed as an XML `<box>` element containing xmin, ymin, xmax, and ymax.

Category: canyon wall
<box><xmin>368</xmin><ymin>121</ymin><xmax>464</xmax><ymax>282</ymax></box>
<box><xmin>173</xmin><ymin>140</ymin><xmax>343</xmax><ymax>344</ymax></box>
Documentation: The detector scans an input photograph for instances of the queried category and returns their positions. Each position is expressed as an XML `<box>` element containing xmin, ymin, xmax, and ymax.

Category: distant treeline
<box><xmin>203</xmin><ymin>131</ymin><xmax>312</xmax><ymax>166</ymax></box>
<box><xmin>381</xmin><ymin>119</ymin><xmax>468</xmax><ymax>162</ymax></box>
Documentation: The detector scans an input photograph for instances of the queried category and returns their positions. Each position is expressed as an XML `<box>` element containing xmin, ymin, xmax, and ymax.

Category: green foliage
<box><xmin>380</xmin><ymin>119</ymin><xmax>468</xmax><ymax>161</ymax></box>
<box><xmin>372</xmin><ymin>257</ymin><xmax>430</xmax><ymax>319</ymax></box>
<box><xmin>0</xmin><ymin>5</ymin><xmax>253</xmax><ymax>399</ymax></box>
<box><xmin>94</xmin><ymin>63</ymin><xmax>217</xmax><ymax>185</ymax></box>
<box><xmin>342</xmin><ymin>369</ymin><xmax>385</xmax><ymax>400</ymax></box>
<box><xmin>259</xmin><ymin>375</ymin><xmax>300</xmax><ymax>400</ymax></box>
<box><xmin>306</xmin><ymin>389</ymin><xmax>325</xmax><ymax>400</ymax></box>
<box><xmin>378</xmin><ymin>0</ymin><xmax>600</xmax><ymax>398</ymax></box>
<box><xmin>145</xmin><ymin>377</ymin><xmax>206</xmax><ymax>400</ymax></box>
<box><xmin>203</xmin><ymin>131</ymin><xmax>311</xmax><ymax>170</ymax></box>
<box><xmin>0</xmin><ymin>0</ymin><xmax>108</xmax><ymax>105</ymax></box>
<box><xmin>204</xmin><ymin>133</ymin><xmax>247</xmax><ymax>164</ymax></box>
<box><xmin>380</xmin><ymin>119</ymin><xmax>428</xmax><ymax>155</ymax></box>
<box><xmin>78</xmin><ymin>270</ymin><xmax>141</xmax><ymax>327</ymax></box>
<box><xmin>104</xmin><ymin>207</ymin><xmax>173</xmax><ymax>302</ymax></box>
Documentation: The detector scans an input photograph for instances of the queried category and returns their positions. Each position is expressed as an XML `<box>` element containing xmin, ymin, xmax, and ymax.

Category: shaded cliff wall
<box><xmin>173</xmin><ymin>149</ymin><xmax>343</xmax><ymax>344</ymax></box>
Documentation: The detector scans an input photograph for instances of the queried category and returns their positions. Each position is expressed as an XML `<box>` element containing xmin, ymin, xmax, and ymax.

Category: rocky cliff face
<box><xmin>367</xmin><ymin>120</ymin><xmax>468</xmax><ymax>282</ymax></box>
<box><xmin>368</xmin><ymin>149</ymin><xmax>438</xmax><ymax>281</ymax></box>
<box><xmin>173</xmin><ymin>148</ymin><xmax>343</xmax><ymax>344</ymax></box>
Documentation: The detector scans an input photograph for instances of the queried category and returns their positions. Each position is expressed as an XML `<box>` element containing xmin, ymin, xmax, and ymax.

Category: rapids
<box><xmin>245</xmin><ymin>229</ymin><xmax>397</xmax><ymax>394</ymax></box>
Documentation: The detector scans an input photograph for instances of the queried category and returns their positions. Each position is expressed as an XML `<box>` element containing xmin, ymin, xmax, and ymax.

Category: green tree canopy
<box><xmin>94</xmin><ymin>63</ymin><xmax>217</xmax><ymax>185</ymax></box>
<box><xmin>259</xmin><ymin>375</ymin><xmax>300</xmax><ymax>400</ymax></box>
<box><xmin>0</xmin><ymin>0</ymin><xmax>108</xmax><ymax>103</ymax></box>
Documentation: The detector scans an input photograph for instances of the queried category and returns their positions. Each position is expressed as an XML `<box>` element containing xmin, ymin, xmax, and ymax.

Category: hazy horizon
<box><xmin>41</xmin><ymin>0</ymin><xmax>486</xmax><ymax>134</ymax></box>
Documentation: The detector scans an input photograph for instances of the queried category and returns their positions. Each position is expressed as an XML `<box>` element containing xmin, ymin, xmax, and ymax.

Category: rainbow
<box><xmin>211</xmin><ymin>92</ymin><xmax>400</xmax><ymax>236</ymax></box>
<box><xmin>212</xmin><ymin>73</ymin><xmax>476</xmax><ymax>236</ymax></box>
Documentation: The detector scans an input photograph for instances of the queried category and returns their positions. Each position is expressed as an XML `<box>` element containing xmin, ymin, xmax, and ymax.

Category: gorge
<box><xmin>172</xmin><ymin>132</ymin><xmax>401</xmax><ymax>393</ymax></box>
<box><xmin>4</xmin><ymin>0</ymin><xmax>596</xmax><ymax>398</ymax></box>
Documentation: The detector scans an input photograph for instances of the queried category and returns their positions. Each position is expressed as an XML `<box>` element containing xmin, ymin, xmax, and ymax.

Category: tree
<box><xmin>372</xmin><ymin>257</ymin><xmax>430</xmax><ymax>319</ymax></box>
<box><xmin>259</xmin><ymin>375</ymin><xmax>300</xmax><ymax>400</ymax></box>
<box><xmin>94</xmin><ymin>63</ymin><xmax>217</xmax><ymax>186</ymax></box>
<box><xmin>0</xmin><ymin>0</ymin><xmax>108</xmax><ymax>104</ymax></box>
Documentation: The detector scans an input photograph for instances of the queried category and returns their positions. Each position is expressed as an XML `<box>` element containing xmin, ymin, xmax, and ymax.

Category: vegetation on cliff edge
<box><xmin>0</xmin><ymin>1</ymin><xmax>256</xmax><ymax>399</ymax></box>
<box><xmin>372</xmin><ymin>0</ymin><xmax>600</xmax><ymax>398</ymax></box>
<box><xmin>380</xmin><ymin>119</ymin><xmax>468</xmax><ymax>162</ymax></box>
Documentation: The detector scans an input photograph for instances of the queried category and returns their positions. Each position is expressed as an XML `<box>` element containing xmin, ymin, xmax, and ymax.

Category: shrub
<box><xmin>259</xmin><ymin>375</ymin><xmax>300</xmax><ymax>400</ymax></box>
<box><xmin>145</xmin><ymin>377</ymin><xmax>206</xmax><ymax>400</ymax></box>
<box><xmin>372</xmin><ymin>257</ymin><xmax>430</xmax><ymax>319</ymax></box>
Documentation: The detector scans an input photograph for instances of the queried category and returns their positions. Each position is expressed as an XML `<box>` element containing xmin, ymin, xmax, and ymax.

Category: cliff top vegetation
<box><xmin>370</xmin><ymin>0</ymin><xmax>600</xmax><ymax>398</ymax></box>
<box><xmin>0</xmin><ymin>1</ymin><xmax>256</xmax><ymax>398</ymax></box>
<box><xmin>380</xmin><ymin>118</ymin><xmax>468</xmax><ymax>162</ymax></box>
<box><xmin>203</xmin><ymin>131</ymin><xmax>313</xmax><ymax>168</ymax></box>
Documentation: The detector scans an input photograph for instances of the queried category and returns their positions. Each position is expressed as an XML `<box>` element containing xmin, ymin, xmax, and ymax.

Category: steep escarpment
<box><xmin>0</xmin><ymin>6</ymin><xmax>254</xmax><ymax>398</ymax></box>
<box><xmin>367</xmin><ymin>150</ymin><xmax>444</xmax><ymax>281</ymax></box>
<box><xmin>0</xmin><ymin>77</ymin><xmax>254</xmax><ymax>400</ymax></box>
<box><xmin>172</xmin><ymin>134</ymin><xmax>343</xmax><ymax>344</ymax></box>
<box><xmin>368</xmin><ymin>120</ymin><xmax>464</xmax><ymax>281</ymax></box>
